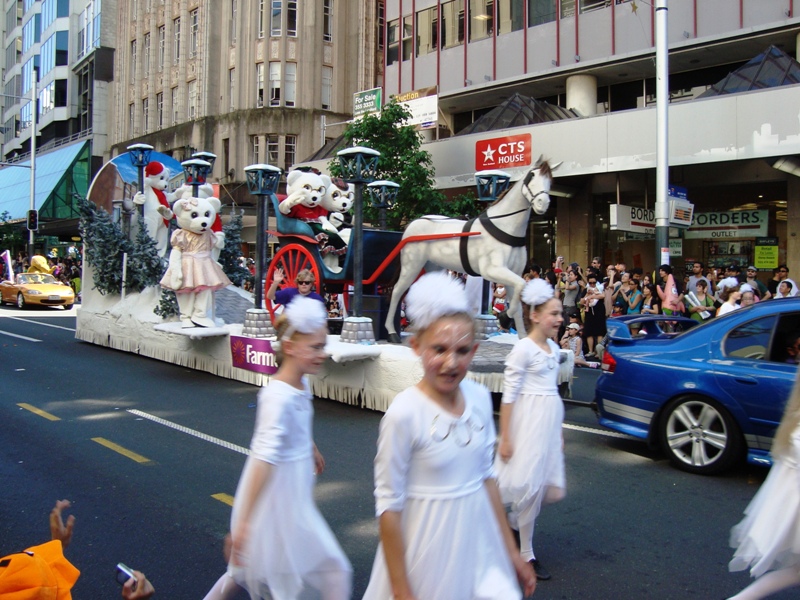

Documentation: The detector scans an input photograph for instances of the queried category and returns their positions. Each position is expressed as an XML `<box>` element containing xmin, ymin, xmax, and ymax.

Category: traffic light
<box><xmin>27</xmin><ymin>209</ymin><xmax>38</xmax><ymax>231</ymax></box>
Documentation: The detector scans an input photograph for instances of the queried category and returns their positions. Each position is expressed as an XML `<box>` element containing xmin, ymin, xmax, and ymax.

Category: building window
<box><xmin>142</xmin><ymin>97</ymin><xmax>149</xmax><ymax>133</ymax></box>
<box><xmin>171</xmin><ymin>86</ymin><xmax>179</xmax><ymax>124</ymax></box>
<box><xmin>158</xmin><ymin>25</ymin><xmax>165</xmax><ymax>69</ymax></box>
<box><xmin>323</xmin><ymin>0</ymin><xmax>333</xmax><ymax>42</ymax></box>
<box><xmin>387</xmin><ymin>19</ymin><xmax>399</xmax><ymax>65</ymax></box>
<box><xmin>287</xmin><ymin>1</ymin><xmax>297</xmax><ymax>36</ymax></box>
<box><xmin>251</xmin><ymin>134</ymin><xmax>260</xmax><ymax>163</ymax></box>
<box><xmin>190</xmin><ymin>9</ymin><xmax>199</xmax><ymax>57</ymax></box>
<box><xmin>130</xmin><ymin>40</ymin><xmax>137</xmax><ymax>83</ymax></box>
<box><xmin>285</xmin><ymin>62</ymin><xmax>296</xmax><ymax>107</ymax></box>
<box><xmin>258</xmin><ymin>0</ymin><xmax>265</xmax><ymax>38</ymax></box>
<box><xmin>442</xmin><ymin>0</ymin><xmax>465</xmax><ymax>49</ymax></box>
<box><xmin>321</xmin><ymin>65</ymin><xmax>332</xmax><ymax>110</ymax></box>
<box><xmin>498</xmin><ymin>0</ymin><xmax>524</xmax><ymax>33</ymax></box>
<box><xmin>129</xmin><ymin>102</ymin><xmax>135</xmax><ymax>137</ymax></box>
<box><xmin>469</xmin><ymin>0</ymin><xmax>493</xmax><ymax>42</ymax></box>
<box><xmin>416</xmin><ymin>7</ymin><xmax>438</xmax><ymax>56</ymax></box>
<box><xmin>266</xmin><ymin>134</ymin><xmax>279</xmax><ymax>166</ymax></box>
<box><xmin>22</xmin><ymin>14</ymin><xmax>41</xmax><ymax>53</ymax></box>
<box><xmin>528</xmin><ymin>0</ymin><xmax>556</xmax><ymax>25</ymax></box>
<box><xmin>229</xmin><ymin>68</ymin><xmax>235</xmax><ymax>110</ymax></box>
<box><xmin>269</xmin><ymin>61</ymin><xmax>281</xmax><ymax>106</ymax></box>
<box><xmin>143</xmin><ymin>33</ymin><xmax>151</xmax><ymax>73</ymax></box>
<box><xmin>402</xmin><ymin>16</ymin><xmax>412</xmax><ymax>60</ymax></box>
<box><xmin>377</xmin><ymin>1</ymin><xmax>385</xmax><ymax>50</ymax></box>
<box><xmin>173</xmin><ymin>17</ymin><xmax>181</xmax><ymax>63</ymax></box>
<box><xmin>256</xmin><ymin>62</ymin><xmax>265</xmax><ymax>107</ymax></box>
<box><xmin>156</xmin><ymin>91</ymin><xmax>163</xmax><ymax>129</ymax></box>
<box><xmin>188</xmin><ymin>79</ymin><xmax>197</xmax><ymax>118</ymax></box>
<box><xmin>270</xmin><ymin>0</ymin><xmax>281</xmax><ymax>36</ymax></box>
<box><xmin>230</xmin><ymin>0</ymin><xmax>237</xmax><ymax>43</ymax></box>
<box><xmin>285</xmin><ymin>135</ymin><xmax>296</xmax><ymax>169</ymax></box>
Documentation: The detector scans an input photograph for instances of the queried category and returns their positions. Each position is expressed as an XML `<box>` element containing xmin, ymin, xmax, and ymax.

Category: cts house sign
<box><xmin>475</xmin><ymin>133</ymin><xmax>532</xmax><ymax>170</ymax></box>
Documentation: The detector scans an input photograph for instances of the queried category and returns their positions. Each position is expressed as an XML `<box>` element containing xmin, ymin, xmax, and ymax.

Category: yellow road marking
<box><xmin>91</xmin><ymin>437</ymin><xmax>151</xmax><ymax>464</ymax></box>
<box><xmin>17</xmin><ymin>403</ymin><xmax>60</xmax><ymax>421</ymax></box>
<box><xmin>211</xmin><ymin>493</ymin><xmax>235</xmax><ymax>506</ymax></box>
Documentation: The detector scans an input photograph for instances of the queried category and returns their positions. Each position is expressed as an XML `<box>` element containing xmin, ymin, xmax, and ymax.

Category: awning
<box><xmin>0</xmin><ymin>141</ymin><xmax>89</xmax><ymax>221</ymax></box>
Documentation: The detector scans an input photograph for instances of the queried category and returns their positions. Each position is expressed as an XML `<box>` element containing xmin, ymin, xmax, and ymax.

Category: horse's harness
<box><xmin>457</xmin><ymin>170</ymin><xmax>550</xmax><ymax>276</ymax></box>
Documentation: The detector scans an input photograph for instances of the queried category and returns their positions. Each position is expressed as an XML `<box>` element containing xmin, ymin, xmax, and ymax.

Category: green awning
<box><xmin>0</xmin><ymin>141</ymin><xmax>90</xmax><ymax>221</ymax></box>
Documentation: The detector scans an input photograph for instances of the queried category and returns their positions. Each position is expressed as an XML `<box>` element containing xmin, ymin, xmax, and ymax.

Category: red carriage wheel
<box><xmin>264</xmin><ymin>244</ymin><xmax>321</xmax><ymax>322</ymax></box>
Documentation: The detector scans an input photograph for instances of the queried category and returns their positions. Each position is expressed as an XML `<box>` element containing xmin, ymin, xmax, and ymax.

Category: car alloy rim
<box><xmin>665</xmin><ymin>401</ymin><xmax>727</xmax><ymax>467</ymax></box>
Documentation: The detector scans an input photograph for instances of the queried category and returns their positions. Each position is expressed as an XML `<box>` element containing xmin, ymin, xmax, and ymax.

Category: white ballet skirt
<box><xmin>494</xmin><ymin>337</ymin><xmax>566</xmax><ymax>530</ymax></box>
<box><xmin>729</xmin><ymin>426</ymin><xmax>800</xmax><ymax>578</ymax></box>
<box><xmin>229</xmin><ymin>379</ymin><xmax>352</xmax><ymax>600</ymax></box>
<box><xmin>363</xmin><ymin>380</ymin><xmax>522</xmax><ymax>600</ymax></box>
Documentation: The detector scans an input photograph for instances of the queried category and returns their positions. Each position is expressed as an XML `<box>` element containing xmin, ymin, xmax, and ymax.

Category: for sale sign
<box><xmin>475</xmin><ymin>133</ymin><xmax>532</xmax><ymax>170</ymax></box>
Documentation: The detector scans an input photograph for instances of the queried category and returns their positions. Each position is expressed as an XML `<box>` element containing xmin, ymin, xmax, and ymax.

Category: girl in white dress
<box><xmin>726</xmin><ymin>369</ymin><xmax>800</xmax><ymax>600</ymax></box>
<box><xmin>363</xmin><ymin>272</ymin><xmax>536</xmax><ymax>600</ymax></box>
<box><xmin>495</xmin><ymin>278</ymin><xmax>566</xmax><ymax>581</ymax></box>
<box><xmin>204</xmin><ymin>296</ymin><xmax>352</xmax><ymax>600</ymax></box>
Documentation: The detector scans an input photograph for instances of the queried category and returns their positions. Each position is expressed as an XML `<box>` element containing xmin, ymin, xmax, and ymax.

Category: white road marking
<box><xmin>563</xmin><ymin>422</ymin><xmax>637</xmax><ymax>440</ymax></box>
<box><xmin>3</xmin><ymin>316</ymin><xmax>76</xmax><ymax>332</ymax></box>
<box><xmin>0</xmin><ymin>330</ymin><xmax>41</xmax><ymax>342</ymax></box>
<box><xmin>127</xmin><ymin>409</ymin><xmax>250</xmax><ymax>455</ymax></box>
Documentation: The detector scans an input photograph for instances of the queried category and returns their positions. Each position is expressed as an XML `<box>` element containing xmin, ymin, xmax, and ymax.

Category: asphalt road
<box><xmin>0</xmin><ymin>305</ymin><xmax>789</xmax><ymax>599</ymax></box>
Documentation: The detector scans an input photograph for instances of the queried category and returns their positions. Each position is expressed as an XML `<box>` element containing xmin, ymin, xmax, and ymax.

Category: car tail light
<box><xmin>601</xmin><ymin>350</ymin><xmax>616</xmax><ymax>373</ymax></box>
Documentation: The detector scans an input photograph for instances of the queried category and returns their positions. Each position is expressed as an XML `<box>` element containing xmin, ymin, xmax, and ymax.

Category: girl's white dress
<box><xmin>729</xmin><ymin>425</ymin><xmax>800</xmax><ymax>578</ymax></box>
<box><xmin>494</xmin><ymin>337</ymin><xmax>566</xmax><ymax>531</ymax></box>
<box><xmin>230</xmin><ymin>379</ymin><xmax>352</xmax><ymax>600</ymax></box>
<box><xmin>363</xmin><ymin>379</ymin><xmax>522</xmax><ymax>600</ymax></box>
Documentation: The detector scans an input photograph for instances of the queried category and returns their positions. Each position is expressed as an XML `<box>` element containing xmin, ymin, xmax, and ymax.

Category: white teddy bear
<box><xmin>133</xmin><ymin>161</ymin><xmax>175</xmax><ymax>257</ymax></box>
<box><xmin>319</xmin><ymin>177</ymin><xmax>355</xmax><ymax>247</ymax></box>
<box><xmin>159</xmin><ymin>195</ymin><xmax>232</xmax><ymax>328</ymax></box>
<box><xmin>278</xmin><ymin>169</ymin><xmax>328</xmax><ymax>228</ymax></box>
<box><xmin>173</xmin><ymin>182</ymin><xmax>225</xmax><ymax>263</ymax></box>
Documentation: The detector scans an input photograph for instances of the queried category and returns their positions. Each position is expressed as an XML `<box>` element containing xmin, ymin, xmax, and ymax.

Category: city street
<box><xmin>0</xmin><ymin>306</ymin><xmax>788</xmax><ymax>599</ymax></box>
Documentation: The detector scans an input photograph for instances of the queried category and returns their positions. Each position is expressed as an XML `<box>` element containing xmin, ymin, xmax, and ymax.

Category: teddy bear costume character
<box><xmin>160</xmin><ymin>195</ymin><xmax>231</xmax><ymax>328</ymax></box>
<box><xmin>173</xmin><ymin>182</ymin><xmax>225</xmax><ymax>263</ymax></box>
<box><xmin>133</xmin><ymin>161</ymin><xmax>175</xmax><ymax>256</ymax></box>
<box><xmin>319</xmin><ymin>177</ymin><xmax>354</xmax><ymax>247</ymax></box>
<box><xmin>279</xmin><ymin>170</ymin><xmax>348</xmax><ymax>268</ymax></box>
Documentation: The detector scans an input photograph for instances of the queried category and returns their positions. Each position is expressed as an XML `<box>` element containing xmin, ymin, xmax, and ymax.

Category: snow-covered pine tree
<box><xmin>77</xmin><ymin>196</ymin><xmax>131</xmax><ymax>295</ymax></box>
<box><xmin>154</xmin><ymin>289</ymin><xmax>179</xmax><ymax>318</ymax></box>
<box><xmin>127</xmin><ymin>214</ymin><xmax>166</xmax><ymax>292</ymax></box>
<box><xmin>219</xmin><ymin>212</ymin><xmax>252</xmax><ymax>287</ymax></box>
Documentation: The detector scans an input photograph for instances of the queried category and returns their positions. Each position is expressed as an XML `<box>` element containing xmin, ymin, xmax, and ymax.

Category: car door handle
<box><xmin>734</xmin><ymin>376</ymin><xmax>758</xmax><ymax>385</ymax></box>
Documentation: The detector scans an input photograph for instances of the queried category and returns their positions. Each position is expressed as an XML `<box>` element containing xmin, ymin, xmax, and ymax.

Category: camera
<box><xmin>116</xmin><ymin>563</ymin><xmax>137</xmax><ymax>590</ymax></box>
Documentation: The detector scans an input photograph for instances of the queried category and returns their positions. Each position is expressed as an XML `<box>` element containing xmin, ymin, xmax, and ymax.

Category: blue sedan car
<box><xmin>593</xmin><ymin>298</ymin><xmax>800</xmax><ymax>474</ymax></box>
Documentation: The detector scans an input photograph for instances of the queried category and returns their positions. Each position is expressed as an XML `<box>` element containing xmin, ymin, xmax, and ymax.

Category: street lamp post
<box><xmin>366</xmin><ymin>180</ymin><xmax>400</xmax><ymax>230</ymax></box>
<box><xmin>244</xmin><ymin>163</ymin><xmax>282</xmax><ymax>311</ymax></box>
<box><xmin>27</xmin><ymin>76</ymin><xmax>37</xmax><ymax>259</ymax></box>
<box><xmin>191</xmin><ymin>151</ymin><xmax>217</xmax><ymax>194</ymax></box>
<box><xmin>474</xmin><ymin>170</ymin><xmax>511</xmax><ymax>339</ymax></box>
<box><xmin>127</xmin><ymin>143</ymin><xmax>154</xmax><ymax>238</ymax></box>
<box><xmin>181</xmin><ymin>158</ymin><xmax>213</xmax><ymax>198</ymax></box>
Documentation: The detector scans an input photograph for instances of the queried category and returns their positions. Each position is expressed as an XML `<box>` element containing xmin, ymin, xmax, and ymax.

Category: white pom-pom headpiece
<box><xmin>282</xmin><ymin>295</ymin><xmax>328</xmax><ymax>339</ymax></box>
<box><xmin>521</xmin><ymin>278</ymin><xmax>555</xmax><ymax>307</ymax></box>
<box><xmin>405</xmin><ymin>272</ymin><xmax>470</xmax><ymax>332</ymax></box>
<box><xmin>739</xmin><ymin>283</ymin><xmax>754</xmax><ymax>293</ymax></box>
<box><xmin>718</xmin><ymin>277</ymin><xmax>740</xmax><ymax>292</ymax></box>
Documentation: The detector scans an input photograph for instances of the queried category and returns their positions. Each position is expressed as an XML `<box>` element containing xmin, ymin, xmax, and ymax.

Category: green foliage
<box><xmin>329</xmin><ymin>99</ymin><xmax>471</xmax><ymax>229</ymax></box>
<box><xmin>0</xmin><ymin>210</ymin><xmax>24</xmax><ymax>252</ymax></box>
<box><xmin>154</xmin><ymin>289</ymin><xmax>179</xmax><ymax>318</ymax></box>
<box><xmin>126</xmin><ymin>215</ymin><xmax>166</xmax><ymax>292</ymax></box>
<box><xmin>219</xmin><ymin>212</ymin><xmax>252</xmax><ymax>287</ymax></box>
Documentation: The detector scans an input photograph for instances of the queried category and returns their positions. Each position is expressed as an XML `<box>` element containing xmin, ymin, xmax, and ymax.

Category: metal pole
<box><xmin>353</xmin><ymin>182</ymin><xmax>364</xmax><ymax>317</ymax></box>
<box><xmin>654</xmin><ymin>0</ymin><xmax>670</xmax><ymax>261</ymax></box>
<box><xmin>254</xmin><ymin>194</ymin><xmax>267</xmax><ymax>309</ymax></box>
<box><xmin>28</xmin><ymin>75</ymin><xmax>36</xmax><ymax>259</ymax></box>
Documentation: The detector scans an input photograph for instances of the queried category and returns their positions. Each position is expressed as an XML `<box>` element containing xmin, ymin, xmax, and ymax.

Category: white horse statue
<box><xmin>385</xmin><ymin>157</ymin><xmax>559</xmax><ymax>343</ymax></box>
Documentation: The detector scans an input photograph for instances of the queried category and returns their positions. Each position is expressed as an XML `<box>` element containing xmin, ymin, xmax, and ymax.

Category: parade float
<box><xmin>75</xmin><ymin>145</ymin><xmax>573</xmax><ymax>411</ymax></box>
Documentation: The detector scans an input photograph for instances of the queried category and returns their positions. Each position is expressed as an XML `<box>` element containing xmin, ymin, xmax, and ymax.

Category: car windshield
<box><xmin>18</xmin><ymin>274</ymin><xmax>58</xmax><ymax>285</ymax></box>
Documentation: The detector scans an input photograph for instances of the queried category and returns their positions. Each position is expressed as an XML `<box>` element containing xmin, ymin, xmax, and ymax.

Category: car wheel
<box><xmin>658</xmin><ymin>395</ymin><xmax>743</xmax><ymax>475</ymax></box>
<box><xmin>16</xmin><ymin>293</ymin><xmax>27</xmax><ymax>309</ymax></box>
<box><xmin>63</xmin><ymin>304</ymin><xmax>73</xmax><ymax>310</ymax></box>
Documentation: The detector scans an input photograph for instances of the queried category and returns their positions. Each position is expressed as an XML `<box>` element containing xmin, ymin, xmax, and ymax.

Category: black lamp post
<box><xmin>336</xmin><ymin>146</ymin><xmax>380</xmax><ymax>319</ymax></box>
<box><xmin>181</xmin><ymin>158</ymin><xmax>213</xmax><ymax>197</ymax></box>
<box><xmin>366</xmin><ymin>180</ymin><xmax>400</xmax><ymax>230</ymax></box>
<box><xmin>244</xmin><ymin>163</ymin><xmax>282</xmax><ymax>310</ymax></box>
<box><xmin>475</xmin><ymin>170</ymin><xmax>511</xmax><ymax>315</ymax></box>
<box><xmin>127</xmin><ymin>143</ymin><xmax>154</xmax><ymax>237</ymax></box>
